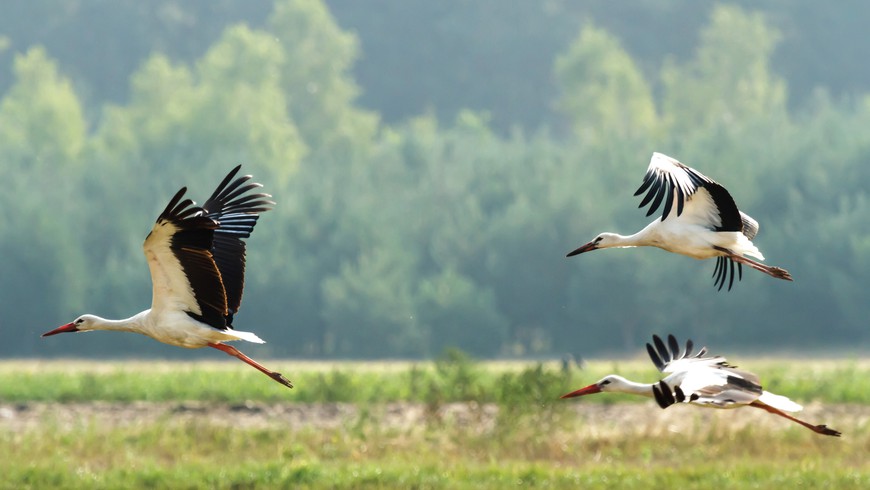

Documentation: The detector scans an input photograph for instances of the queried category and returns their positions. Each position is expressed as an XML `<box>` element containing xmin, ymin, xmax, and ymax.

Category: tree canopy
<box><xmin>0</xmin><ymin>1</ymin><xmax>867</xmax><ymax>359</ymax></box>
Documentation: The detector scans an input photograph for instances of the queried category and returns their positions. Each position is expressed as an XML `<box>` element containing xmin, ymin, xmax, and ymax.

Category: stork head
<box><xmin>560</xmin><ymin>375</ymin><xmax>629</xmax><ymax>398</ymax></box>
<box><xmin>41</xmin><ymin>315</ymin><xmax>100</xmax><ymax>337</ymax></box>
<box><xmin>566</xmin><ymin>233</ymin><xmax>623</xmax><ymax>256</ymax></box>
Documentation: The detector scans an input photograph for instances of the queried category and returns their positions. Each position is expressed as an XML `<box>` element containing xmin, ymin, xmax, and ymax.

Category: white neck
<box><xmin>603</xmin><ymin>375</ymin><xmax>657</xmax><ymax>398</ymax></box>
<box><xmin>629</xmin><ymin>222</ymin><xmax>661</xmax><ymax>246</ymax></box>
<box><xmin>614</xmin><ymin>379</ymin><xmax>656</xmax><ymax>398</ymax></box>
<box><xmin>600</xmin><ymin>228</ymin><xmax>655</xmax><ymax>249</ymax></box>
<box><xmin>84</xmin><ymin>311</ymin><xmax>149</xmax><ymax>334</ymax></box>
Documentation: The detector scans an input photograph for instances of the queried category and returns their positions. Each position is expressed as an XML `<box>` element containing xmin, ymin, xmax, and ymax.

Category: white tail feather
<box><xmin>758</xmin><ymin>391</ymin><xmax>802</xmax><ymax>412</ymax></box>
<box><xmin>226</xmin><ymin>329</ymin><xmax>266</xmax><ymax>344</ymax></box>
<box><xmin>734</xmin><ymin>233</ymin><xmax>765</xmax><ymax>261</ymax></box>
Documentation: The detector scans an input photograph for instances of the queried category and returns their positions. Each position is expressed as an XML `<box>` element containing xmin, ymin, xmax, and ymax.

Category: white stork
<box><xmin>42</xmin><ymin>166</ymin><xmax>293</xmax><ymax>389</ymax></box>
<box><xmin>567</xmin><ymin>152</ymin><xmax>793</xmax><ymax>290</ymax></box>
<box><xmin>561</xmin><ymin>334</ymin><xmax>840</xmax><ymax>437</ymax></box>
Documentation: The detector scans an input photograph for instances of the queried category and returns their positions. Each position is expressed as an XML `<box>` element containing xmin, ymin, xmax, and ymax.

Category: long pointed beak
<box><xmin>41</xmin><ymin>322</ymin><xmax>79</xmax><ymax>337</ymax></box>
<box><xmin>560</xmin><ymin>383</ymin><xmax>602</xmax><ymax>399</ymax></box>
<box><xmin>566</xmin><ymin>241</ymin><xmax>597</xmax><ymax>257</ymax></box>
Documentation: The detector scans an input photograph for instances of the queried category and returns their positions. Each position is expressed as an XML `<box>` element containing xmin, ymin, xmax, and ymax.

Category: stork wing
<box><xmin>647</xmin><ymin>334</ymin><xmax>764</xmax><ymax>409</ymax></box>
<box><xmin>646</xmin><ymin>334</ymin><xmax>713</xmax><ymax>373</ymax></box>
<box><xmin>712</xmin><ymin>257</ymin><xmax>743</xmax><ymax>292</ymax></box>
<box><xmin>143</xmin><ymin>187</ymin><xmax>228</xmax><ymax>330</ymax></box>
<box><xmin>199</xmin><ymin>165</ymin><xmax>274</xmax><ymax>324</ymax></box>
<box><xmin>634</xmin><ymin>153</ymin><xmax>743</xmax><ymax>233</ymax></box>
<box><xmin>653</xmin><ymin>367</ymin><xmax>763</xmax><ymax>409</ymax></box>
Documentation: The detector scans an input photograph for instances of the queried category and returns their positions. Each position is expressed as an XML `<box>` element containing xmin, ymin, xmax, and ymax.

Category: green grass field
<box><xmin>1</xmin><ymin>358</ymin><xmax>869</xmax><ymax>489</ymax></box>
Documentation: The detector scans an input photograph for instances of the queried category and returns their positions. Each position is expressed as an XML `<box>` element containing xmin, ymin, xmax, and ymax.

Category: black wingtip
<box><xmin>652</xmin><ymin>335</ymin><xmax>669</xmax><ymax>364</ymax></box>
<box><xmin>646</xmin><ymin>342</ymin><xmax>665</xmax><ymax>371</ymax></box>
<box><xmin>667</xmin><ymin>334</ymin><xmax>680</xmax><ymax>359</ymax></box>
<box><xmin>674</xmin><ymin>385</ymin><xmax>686</xmax><ymax>403</ymax></box>
<box><xmin>633</xmin><ymin>170</ymin><xmax>654</xmax><ymax>196</ymax></box>
<box><xmin>652</xmin><ymin>380</ymin><xmax>676</xmax><ymax>409</ymax></box>
<box><xmin>712</xmin><ymin>257</ymin><xmax>742</xmax><ymax>292</ymax></box>
<box><xmin>157</xmin><ymin>187</ymin><xmax>189</xmax><ymax>222</ymax></box>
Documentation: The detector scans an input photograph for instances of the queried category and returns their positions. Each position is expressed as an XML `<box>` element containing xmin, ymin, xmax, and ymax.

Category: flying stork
<box><xmin>567</xmin><ymin>152</ymin><xmax>793</xmax><ymax>290</ymax></box>
<box><xmin>42</xmin><ymin>165</ymin><xmax>293</xmax><ymax>389</ymax></box>
<box><xmin>561</xmin><ymin>334</ymin><xmax>840</xmax><ymax>437</ymax></box>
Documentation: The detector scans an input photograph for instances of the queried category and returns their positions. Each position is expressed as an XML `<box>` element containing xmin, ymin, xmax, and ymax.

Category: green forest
<box><xmin>1</xmin><ymin>0</ymin><xmax>867</xmax><ymax>359</ymax></box>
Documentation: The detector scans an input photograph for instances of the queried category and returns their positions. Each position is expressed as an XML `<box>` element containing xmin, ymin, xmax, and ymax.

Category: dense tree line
<box><xmin>0</xmin><ymin>1</ymin><xmax>867</xmax><ymax>359</ymax></box>
<box><xmin>3</xmin><ymin>1</ymin><xmax>870</xmax><ymax>132</ymax></box>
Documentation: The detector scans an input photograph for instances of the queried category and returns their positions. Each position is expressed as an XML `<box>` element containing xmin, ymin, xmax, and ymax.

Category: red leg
<box><xmin>729</xmin><ymin>255</ymin><xmax>793</xmax><ymax>281</ymax></box>
<box><xmin>749</xmin><ymin>401</ymin><xmax>840</xmax><ymax>436</ymax></box>
<box><xmin>208</xmin><ymin>343</ymin><xmax>293</xmax><ymax>389</ymax></box>
<box><xmin>714</xmin><ymin>247</ymin><xmax>793</xmax><ymax>282</ymax></box>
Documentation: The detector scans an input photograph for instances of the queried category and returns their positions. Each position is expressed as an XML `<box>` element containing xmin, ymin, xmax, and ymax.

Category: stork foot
<box><xmin>270</xmin><ymin>372</ymin><xmax>294</xmax><ymax>389</ymax></box>
<box><xmin>720</xmin><ymin>251</ymin><xmax>794</xmax><ymax>283</ymax></box>
<box><xmin>769</xmin><ymin>266</ymin><xmax>793</xmax><ymax>281</ymax></box>
<box><xmin>813</xmin><ymin>424</ymin><xmax>842</xmax><ymax>437</ymax></box>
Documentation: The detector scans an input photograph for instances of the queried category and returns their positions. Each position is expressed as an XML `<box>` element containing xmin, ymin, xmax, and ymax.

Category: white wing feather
<box><xmin>143</xmin><ymin>220</ymin><xmax>202</xmax><ymax>316</ymax></box>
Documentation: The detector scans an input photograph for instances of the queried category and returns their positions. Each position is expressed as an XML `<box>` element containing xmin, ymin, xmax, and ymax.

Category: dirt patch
<box><xmin>0</xmin><ymin>401</ymin><xmax>497</xmax><ymax>433</ymax></box>
<box><xmin>2</xmin><ymin>401</ymin><xmax>867</xmax><ymax>437</ymax></box>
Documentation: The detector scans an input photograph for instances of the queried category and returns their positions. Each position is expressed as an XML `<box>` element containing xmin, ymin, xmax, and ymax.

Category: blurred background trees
<box><xmin>0</xmin><ymin>0</ymin><xmax>867</xmax><ymax>359</ymax></box>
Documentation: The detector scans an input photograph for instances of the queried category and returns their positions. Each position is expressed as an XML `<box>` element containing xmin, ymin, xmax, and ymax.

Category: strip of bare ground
<box><xmin>1</xmin><ymin>401</ymin><xmax>866</xmax><ymax>436</ymax></box>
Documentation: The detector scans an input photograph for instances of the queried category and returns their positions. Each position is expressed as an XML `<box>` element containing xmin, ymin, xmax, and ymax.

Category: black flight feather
<box><xmin>152</xmin><ymin>165</ymin><xmax>273</xmax><ymax>331</ymax></box>
<box><xmin>200</xmin><ymin>165</ymin><xmax>274</xmax><ymax>324</ymax></box>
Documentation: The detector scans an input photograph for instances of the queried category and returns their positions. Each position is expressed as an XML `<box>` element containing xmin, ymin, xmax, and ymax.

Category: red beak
<box><xmin>566</xmin><ymin>241</ymin><xmax>597</xmax><ymax>257</ymax></box>
<box><xmin>560</xmin><ymin>383</ymin><xmax>602</xmax><ymax>399</ymax></box>
<box><xmin>41</xmin><ymin>322</ymin><xmax>79</xmax><ymax>337</ymax></box>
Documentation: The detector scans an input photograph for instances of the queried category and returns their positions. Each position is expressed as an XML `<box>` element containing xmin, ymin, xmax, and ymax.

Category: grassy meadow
<box><xmin>1</xmin><ymin>357</ymin><xmax>869</xmax><ymax>489</ymax></box>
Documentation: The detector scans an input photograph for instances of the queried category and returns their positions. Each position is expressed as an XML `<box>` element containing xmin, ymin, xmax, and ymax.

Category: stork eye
<box><xmin>75</xmin><ymin>318</ymin><xmax>84</xmax><ymax>325</ymax></box>
<box><xmin>600</xmin><ymin>379</ymin><xmax>611</xmax><ymax>385</ymax></box>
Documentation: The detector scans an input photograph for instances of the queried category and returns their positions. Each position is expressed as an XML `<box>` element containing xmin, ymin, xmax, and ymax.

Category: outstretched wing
<box><xmin>652</xmin><ymin>370</ymin><xmax>763</xmax><ymax>409</ymax></box>
<box><xmin>634</xmin><ymin>153</ymin><xmax>743</xmax><ymax>232</ymax></box>
<box><xmin>199</xmin><ymin>165</ymin><xmax>274</xmax><ymax>324</ymax></box>
<box><xmin>646</xmin><ymin>334</ymin><xmax>712</xmax><ymax>373</ymax></box>
<box><xmin>647</xmin><ymin>334</ymin><xmax>763</xmax><ymax>409</ymax></box>
<box><xmin>144</xmin><ymin>187</ymin><xmax>227</xmax><ymax>330</ymax></box>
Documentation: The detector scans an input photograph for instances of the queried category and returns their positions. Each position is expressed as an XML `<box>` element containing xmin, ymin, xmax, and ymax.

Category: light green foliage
<box><xmin>321</xmin><ymin>247</ymin><xmax>423</xmax><ymax>357</ymax></box>
<box><xmin>98</xmin><ymin>25</ymin><xmax>304</xmax><ymax>186</ymax></box>
<box><xmin>0</xmin><ymin>47</ymin><xmax>85</xmax><ymax>168</ymax></box>
<box><xmin>661</xmin><ymin>5</ymin><xmax>787</xmax><ymax>133</ymax></box>
<box><xmin>194</xmin><ymin>25</ymin><xmax>305</xmax><ymax>183</ymax></box>
<box><xmin>417</xmin><ymin>269</ymin><xmax>507</xmax><ymax>357</ymax></box>
<box><xmin>554</xmin><ymin>24</ymin><xmax>658</xmax><ymax>141</ymax></box>
<box><xmin>268</xmin><ymin>0</ymin><xmax>378</xmax><ymax>156</ymax></box>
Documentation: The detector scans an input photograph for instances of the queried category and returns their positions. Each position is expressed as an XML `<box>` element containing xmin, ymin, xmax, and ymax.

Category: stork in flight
<box><xmin>561</xmin><ymin>334</ymin><xmax>840</xmax><ymax>437</ymax></box>
<box><xmin>42</xmin><ymin>166</ymin><xmax>293</xmax><ymax>389</ymax></box>
<box><xmin>567</xmin><ymin>152</ymin><xmax>793</xmax><ymax>290</ymax></box>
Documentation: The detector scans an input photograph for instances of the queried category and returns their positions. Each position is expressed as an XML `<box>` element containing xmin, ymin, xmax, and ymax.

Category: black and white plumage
<box><xmin>42</xmin><ymin>166</ymin><xmax>293</xmax><ymax>389</ymax></box>
<box><xmin>560</xmin><ymin>334</ymin><xmax>840</xmax><ymax>437</ymax></box>
<box><xmin>566</xmin><ymin>152</ymin><xmax>792</xmax><ymax>290</ymax></box>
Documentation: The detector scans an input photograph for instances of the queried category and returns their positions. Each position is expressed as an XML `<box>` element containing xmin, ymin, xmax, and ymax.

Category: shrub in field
<box><xmin>427</xmin><ymin>348</ymin><xmax>485</xmax><ymax>403</ymax></box>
